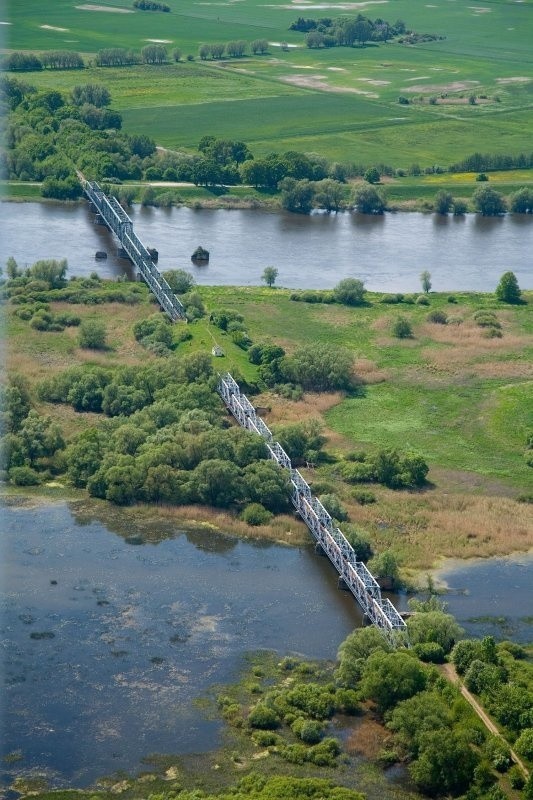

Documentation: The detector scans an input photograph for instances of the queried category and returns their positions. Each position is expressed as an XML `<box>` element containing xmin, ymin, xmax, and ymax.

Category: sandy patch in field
<box><xmin>328</xmin><ymin>66</ymin><xmax>347</xmax><ymax>71</ymax></box>
<box><xmin>0</xmin><ymin>21</ymin><xmax>12</xmax><ymax>24</ymax></box>
<box><xmin>76</xmin><ymin>4</ymin><xmax>134</xmax><ymax>12</ymax></box>
<box><xmin>268</xmin><ymin>40</ymin><xmax>300</xmax><ymax>47</ymax></box>
<box><xmin>405</xmin><ymin>75</ymin><xmax>430</xmax><ymax>81</ymax></box>
<box><xmin>283</xmin><ymin>73</ymin><xmax>378</xmax><ymax>95</ymax></box>
<box><xmin>145</xmin><ymin>38</ymin><xmax>172</xmax><ymax>43</ymax></box>
<box><xmin>403</xmin><ymin>79</ymin><xmax>479</xmax><ymax>93</ymax></box>
<box><xmin>469</xmin><ymin>5</ymin><xmax>492</xmax><ymax>11</ymax></box>
<box><xmin>496</xmin><ymin>76</ymin><xmax>531</xmax><ymax>84</ymax></box>
<box><xmin>40</xmin><ymin>24</ymin><xmax>69</xmax><ymax>31</ymax></box>
<box><xmin>357</xmin><ymin>77</ymin><xmax>391</xmax><ymax>85</ymax></box>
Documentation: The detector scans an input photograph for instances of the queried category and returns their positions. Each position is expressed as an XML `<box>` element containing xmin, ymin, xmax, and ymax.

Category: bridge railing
<box><xmin>217</xmin><ymin>371</ymin><xmax>408</xmax><ymax>645</ymax></box>
<box><xmin>81</xmin><ymin>179</ymin><xmax>186</xmax><ymax>322</ymax></box>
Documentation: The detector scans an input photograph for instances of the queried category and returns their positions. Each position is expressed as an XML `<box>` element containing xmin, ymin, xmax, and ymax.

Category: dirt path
<box><xmin>441</xmin><ymin>663</ymin><xmax>529</xmax><ymax>778</ymax></box>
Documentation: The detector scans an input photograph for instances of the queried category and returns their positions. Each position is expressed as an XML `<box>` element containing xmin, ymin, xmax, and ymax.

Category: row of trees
<box><xmin>290</xmin><ymin>13</ymin><xmax>408</xmax><ymax>46</ymax></box>
<box><xmin>198</xmin><ymin>39</ymin><xmax>269</xmax><ymax>59</ymax></box>
<box><xmin>1</xmin><ymin>50</ymin><xmax>84</xmax><ymax>71</ymax></box>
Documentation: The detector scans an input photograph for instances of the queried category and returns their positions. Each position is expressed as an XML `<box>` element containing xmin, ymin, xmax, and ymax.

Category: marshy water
<box><xmin>2</xmin><ymin>201</ymin><xmax>533</xmax><ymax>292</ymax></box>
<box><xmin>2</xmin><ymin>500</ymin><xmax>532</xmax><ymax>787</ymax></box>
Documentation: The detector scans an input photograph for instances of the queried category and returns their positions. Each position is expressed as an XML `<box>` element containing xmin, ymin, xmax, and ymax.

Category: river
<box><xmin>1</xmin><ymin>501</ymin><xmax>532</xmax><ymax>787</ymax></box>
<box><xmin>1</xmin><ymin>201</ymin><xmax>532</xmax><ymax>292</ymax></box>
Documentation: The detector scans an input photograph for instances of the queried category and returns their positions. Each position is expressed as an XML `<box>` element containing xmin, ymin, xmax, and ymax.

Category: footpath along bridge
<box><xmin>82</xmin><ymin>179</ymin><xmax>408</xmax><ymax>646</ymax></box>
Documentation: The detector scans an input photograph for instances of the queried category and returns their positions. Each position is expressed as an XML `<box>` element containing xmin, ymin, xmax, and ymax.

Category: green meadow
<box><xmin>4</xmin><ymin>0</ymin><xmax>533</xmax><ymax>168</ymax></box>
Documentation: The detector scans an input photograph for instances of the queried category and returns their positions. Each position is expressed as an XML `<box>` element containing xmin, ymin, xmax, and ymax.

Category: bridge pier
<box><xmin>315</xmin><ymin>542</ymin><xmax>326</xmax><ymax>556</ymax></box>
<box><xmin>337</xmin><ymin>577</ymin><xmax>349</xmax><ymax>591</ymax></box>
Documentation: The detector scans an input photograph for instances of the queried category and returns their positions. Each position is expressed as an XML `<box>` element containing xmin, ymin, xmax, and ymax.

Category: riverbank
<box><xmin>3</xmin><ymin>173</ymin><xmax>533</xmax><ymax>212</ymax></box>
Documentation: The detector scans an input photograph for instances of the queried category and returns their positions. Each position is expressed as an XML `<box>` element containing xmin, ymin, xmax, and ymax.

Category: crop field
<box><xmin>4</xmin><ymin>0</ymin><xmax>533</xmax><ymax>167</ymax></box>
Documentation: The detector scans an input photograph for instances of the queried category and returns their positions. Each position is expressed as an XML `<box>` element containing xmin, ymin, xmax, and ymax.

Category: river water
<box><xmin>1</xmin><ymin>502</ymin><xmax>532</xmax><ymax>787</ymax></box>
<box><xmin>1</xmin><ymin>201</ymin><xmax>532</xmax><ymax>292</ymax></box>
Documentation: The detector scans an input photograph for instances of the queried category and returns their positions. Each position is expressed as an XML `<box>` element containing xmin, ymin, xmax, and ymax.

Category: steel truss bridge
<box><xmin>81</xmin><ymin>179</ymin><xmax>407</xmax><ymax>645</ymax></box>
<box><xmin>82</xmin><ymin>179</ymin><xmax>186</xmax><ymax>321</ymax></box>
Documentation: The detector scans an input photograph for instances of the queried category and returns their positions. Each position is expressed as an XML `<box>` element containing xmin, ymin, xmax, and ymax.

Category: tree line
<box><xmin>289</xmin><ymin>13</ymin><xmax>443</xmax><ymax>50</ymax></box>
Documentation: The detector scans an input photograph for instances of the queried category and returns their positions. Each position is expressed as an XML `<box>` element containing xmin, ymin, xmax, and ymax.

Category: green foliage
<box><xmin>262</xmin><ymin>266</ymin><xmax>278</xmax><ymax>288</ymax></box>
<box><xmin>407</xmin><ymin>610</ymin><xmax>464</xmax><ymax>654</ymax></box>
<box><xmin>336</xmin><ymin>627</ymin><xmax>391</xmax><ymax>687</ymax></box>
<box><xmin>484</xmin><ymin>735</ymin><xmax>512</xmax><ymax>772</ymax></box>
<box><xmin>360</xmin><ymin>650</ymin><xmax>427</xmax><ymax>711</ymax></box>
<box><xmin>427</xmin><ymin>310</ymin><xmax>447</xmax><ymax>324</ymax></box>
<box><xmin>472</xmin><ymin>186</ymin><xmax>507</xmax><ymax>216</ymax></box>
<box><xmin>241</xmin><ymin>503</ymin><xmax>273</xmax><ymax>526</ymax></box>
<box><xmin>509</xmin><ymin>186</ymin><xmax>533</xmax><ymax>213</ymax></box>
<box><xmin>341</xmin><ymin>525</ymin><xmax>373</xmax><ymax>560</ymax></box>
<box><xmin>163</xmin><ymin>269</ymin><xmax>195</xmax><ymax>294</ymax></box>
<box><xmin>364</xmin><ymin>167</ymin><xmax>380</xmax><ymax>184</ymax></box>
<box><xmin>319</xmin><ymin>493</ymin><xmax>348</xmax><ymax>521</ymax></box>
<box><xmin>78</xmin><ymin>319</ymin><xmax>107</xmax><ymax>350</ymax></box>
<box><xmin>275</xmin><ymin>420</ymin><xmax>325</xmax><ymax>463</ymax></box>
<box><xmin>495</xmin><ymin>271</ymin><xmax>522</xmax><ymax>304</ymax></box>
<box><xmin>0</xmin><ymin>374</ymin><xmax>32</xmax><ymax>433</ymax></box>
<box><xmin>392</xmin><ymin>315</ymin><xmax>413</xmax><ymax>338</ymax></box>
<box><xmin>9</xmin><ymin>465</ymin><xmax>41</xmax><ymax>485</ymax></box>
<box><xmin>387</xmin><ymin>690</ymin><xmax>452</xmax><ymax>757</ymax></box>
<box><xmin>333</xmin><ymin>278</ymin><xmax>366</xmax><ymax>306</ymax></box>
<box><xmin>434</xmin><ymin>191</ymin><xmax>453</xmax><ymax>215</ymax></box>
<box><xmin>353</xmin><ymin>184</ymin><xmax>385</xmax><ymax>214</ymax></box>
<box><xmin>412</xmin><ymin>642</ymin><xmax>446</xmax><ymax>663</ymax></box>
<box><xmin>409</xmin><ymin>729</ymin><xmax>479</xmax><ymax>796</ymax></box>
<box><xmin>282</xmin><ymin>342</ymin><xmax>354</xmax><ymax>391</ymax></box>
<box><xmin>28</xmin><ymin>259</ymin><xmax>68</xmax><ymax>288</ymax></box>
<box><xmin>420</xmin><ymin>271</ymin><xmax>432</xmax><ymax>295</ymax></box>
<box><xmin>371</xmin><ymin>448</ymin><xmax>428</xmax><ymax>488</ymax></box>
<box><xmin>248</xmin><ymin>704</ymin><xmax>281</xmax><ymax>730</ymax></box>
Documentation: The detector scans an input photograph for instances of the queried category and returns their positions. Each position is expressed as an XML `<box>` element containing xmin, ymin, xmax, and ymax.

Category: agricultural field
<box><xmin>3</xmin><ymin>0</ymin><xmax>533</xmax><ymax>168</ymax></box>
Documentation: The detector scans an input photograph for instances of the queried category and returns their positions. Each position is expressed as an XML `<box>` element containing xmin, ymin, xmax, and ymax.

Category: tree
<box><xmin>6</xmin><ymin>256</ymin><xmax>20</xmax><ymax>279</ymax></box>
<box><xmin>283</xmin><ymin>342</ymin><xmax>355</xmax><ymax>391</ymax></box>
<box><xmin>163</xmin><ymin>269</ymin><xmax>195</xmax><ymax>294</ymax></box>
<box><xmin>472</xmin><ymin>185</ymin><xmax>507</xmax><ymax>216</ymax></box>
<box><xmin>71</xmin><ymin>84</ymin><xmax>111</xmax><ymax>107</ymax></box>
<box><xmin>279</xmin><ymin>178</ymin><xmax>315</xmax><ymax>214</ymax></box>
<box><xmin>313</xmin><ymin>178</ymin><xmax>348</xmax><ymax>212</ymax></box>
<box><xmin>333</xmin><ymin>278</ymin><xmax>366</xmax><ymax>306</ymax></box>
<box><xmin>250</xmin><ymin>39</ymin><xmax>269</xmax><ymax>54</ymax></box>
<box><xmin>495</xmin><ymin>271</ymin><xmax>521</xmax><ymax>304</ymax></box>
<box><xmin>434</xmin><ymin>190</ymin><xmax>453</xmax><ymax>215</ymax></box>
<box><xmin>319</xmin><ymin>493</ymin><xmax>348</xmax><ymax>521</ymax></box>
<box><xmin>410</xmin><ymin>729</ymin><xmax>479</xmax><ymax>796</ymax></box>
<box><xmin>368</xmin><ymin>550</ymin><xmax>400</xmax><ymax>584</ymax></box>
<box><xmin>242</xmin><ymin>461</ymin><xmax>291</xmax><ymax>512</ymax></box>
<box><xmin>420</xmin><ymin>270</ymin><xmax>432</xmax><ymax>293</ymax></box>
<box><xmin>141</xmin><ymin>44</ymin><xmax>167</xmax><ymax>64</ymax></box>
<box><xmin>406</xmin><ymin>610</ymin><xmax>464</xmax><ymax>654</ymax></box>
<box><xmin>78</xmin><ymin>320</ymin><xmax>107</xmax><ymax>350</ymax></box>
<box><xmin>353</xmin><ymin>184</ymin><xmax>385</xmax><ymax>214</ymax></box>
<box><xmin>336</xmin><ymin>627</ymin><xmax>391</xmax><ymax>686</ymax></box>
<box><xmin>262</xmin><ymin>266</ymin><xmax>278</xmax><ymax>287</ymax></box>
<box><xmin>29</xmin><ymin>258</ymin><xmax>68</xmax><ymax>288</ymax></box>
<box><xmin>515</xmin><ymin>729</ymin><xmax>533</xmax><ymax>761</ymax></box>
<box><xmin>364</xmin><ymin>167</ymin><xmax>380</xmax><ymax>184</ymax></box>
<box><xmin>191</xmin><ymin>459</ymin><xmax>242</xmax><ymax>507</ymax></box>
<box><xmin>509</xmin><ymin>187</ymin><xmax>533</xmax><ymax>213</ymax></box>
<box><xmin>360</xmin><ymin>650</ymin><xmax>427</xmax><ymax>711</ymax></box>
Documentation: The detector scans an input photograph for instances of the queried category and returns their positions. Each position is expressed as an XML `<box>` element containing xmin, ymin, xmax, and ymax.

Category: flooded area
<box><xmin>1</xmin><ymin>500</ymin><xmax>532</xmax><ymax>787</ymax></box>
<box><xmin>1</xmin><ymin>201</ymin><xmax>533</xmax><ymax>292</ymax></box>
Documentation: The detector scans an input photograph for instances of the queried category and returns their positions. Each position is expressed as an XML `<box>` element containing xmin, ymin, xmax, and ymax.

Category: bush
<box><xmin>352</xmin><ymin>489</ymin><xmax>376</xmax><ymax>505</ymax></box>
<box><xmin>413</xmin><ymin>642</ymin><xmax>446</xmax><ymax>663</ymax></box>
<box><xmin>319</xmin><ymin>493</ymin><xmax>348</xmax><ymax>521</ymax></box>
<box><xmin>415</xmin><ymin>294</ymin><xmax>429</xmax><ymax>305</ymax></box>
<box><xmin>427</xmin><ymin>310</ymin><xmax>447</xmax><ymax>324</ymax></box>
<box><xmin>78</xmin><ymin>320</ymin><xmax>107</xmax><ymax>349</ymax></box>
<box><xmin>240</xmin><ymin>503</ymin><xmax>273</xmax><ymax>526</ymax></box>
<box><xmin>392</xmin><ymin>316</ymin><xmax>413</xmax><ymax>339</ymax></box>
<box><xmin>333</xmin><ymin>278</ymin><xmax>366</xmax><ymax>306</ymax></box>
<box><xmin>9</xmin><ymin>465</ymin><xmax>41</xmax><ymax>485</ymax></box>
<box><xmin>495</xmin><ymin>271</ymin><xmax>522</xmax><ymax>304</ymax></box>
<box><xmin>248</xmin><ymin>704</ymin><xmax>281</xmax><ymax>729</ymax></box>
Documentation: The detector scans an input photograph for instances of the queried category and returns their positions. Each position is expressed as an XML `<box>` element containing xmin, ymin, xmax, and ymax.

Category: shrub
<box><xmin>427</xmin><ymin>310</ymin><xmax>447</xmax><ymax>324</ymax></box>
<box><xmin>333</xmin><ymin>278</ymin><xmax>366</xmax><ymax>306</ymax></box>
<box><xmin>392</xmin><ymin>316</ymin><xmax>413</xmax><ymax>338</ymax></box>
<box><xmin>9</xmin><ymin>465</ymin><xmax>41</xmax><ymax>485</ymax></box>
<box><xmin>413</xmin><ymin>642</ymin><xmax>446</xmax><ymax>663</ymax></box>
<box><xmin>495</xmin><ymin>271</ymin><xmax>522</xmax><ymax>304</ymax></box>
<box><xmin>319</xmin><ymin>493</ymin><xmax>348</xmax><ymax>522</ymax></box>
<box><xmin>240</xmin><ymin>503</ymin><xmax>273</xmax><ymax>526</ymax></box>
<box><xmin>352</xmin><ymin>489</ymin><xmax>376</xmax><ymax>505</ymax></box>
<box><xmin>447</xmin><ymin>295</ymin><xmax>457</xmax><ymax>303</ymax></box>
<box><xmin>415</xmin><ymin>294</ymin><xmax>429</xmax><ymax>305</ymax></box>
<box><xmin>78</xmin><ymin>320</ymin><xmax>107</xmax><ymax>349</ymax></box>
<box><xmin>248</xmin><ymin>704</ymin><xmax>280</xmax><ymax>729</ymax></box>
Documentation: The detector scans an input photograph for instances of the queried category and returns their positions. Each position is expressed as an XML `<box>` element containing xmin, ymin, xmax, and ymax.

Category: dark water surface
<box><xmin>1</xmin><ymin>501</ymin><xmax>362</xmax><ymax>787</ymax></box>
<box><xmin>2</xmin><ymin>201</ymin><xmax>532</xmax><ymax>292</ymax></box>
<box><xmin>2</xmin><ymin>502</ymin><xmax>532</xmax><ymax>787</ymax></box>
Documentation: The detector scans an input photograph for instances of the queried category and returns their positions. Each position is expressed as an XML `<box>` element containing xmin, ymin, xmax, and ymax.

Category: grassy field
<box><xmin>4</xmin><ymin>0</ymin><xmax>533</xmax><ymax>168</ymax></box>
<box><xmin>5</xmin><ymin>280</ymin><xmax>532</xmax><ymax>571</ymax></box>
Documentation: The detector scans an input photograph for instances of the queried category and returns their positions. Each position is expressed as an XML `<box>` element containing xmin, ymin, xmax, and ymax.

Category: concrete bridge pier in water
<box><xmin>80</xmin><ymin>177</ymin><xmax>409</xmax><ymax>647</ymax></box>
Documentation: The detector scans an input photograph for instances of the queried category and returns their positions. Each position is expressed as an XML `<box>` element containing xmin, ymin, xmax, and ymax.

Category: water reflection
<box><xmin>2</xmin><ymin>202</ymin><xmax>532</xmax><ymax>292</ymax></box>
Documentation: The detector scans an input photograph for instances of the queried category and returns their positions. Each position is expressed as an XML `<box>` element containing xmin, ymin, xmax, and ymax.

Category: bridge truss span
<box><xmin>217</xmin><ymin>372</ymin><xmax>408</xmax><ymax>646</ymax></box>
<box><xmin>81</xmin><ymin>179</ymin><xmax>186</xmax><ymax>322</ymax></box>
